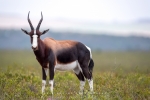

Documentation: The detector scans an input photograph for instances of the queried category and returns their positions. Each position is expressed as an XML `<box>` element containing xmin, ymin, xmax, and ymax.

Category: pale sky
<box><xmin>0</xmin><ymin>0</ymin><xmax>150</xmax><ymax>37</ymax></box>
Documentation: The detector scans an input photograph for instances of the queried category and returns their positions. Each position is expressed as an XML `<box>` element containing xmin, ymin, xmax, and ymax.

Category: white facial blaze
<box><xmin>32</xmin><ymin>35</ymin><xmax>38</xmax><ymax>48</ymax></box>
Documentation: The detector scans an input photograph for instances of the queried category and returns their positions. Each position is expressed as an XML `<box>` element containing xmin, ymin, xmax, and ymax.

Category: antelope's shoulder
<box><xmin>43</xmin><ymin>37</ymin><xmax>55</xmax><ymax>42</ymax></box>
<box><xmin>43</xmin><ymin>37</ymin><xmax>57</xmax><ymax>46</ymax></box>
<box><xmin>57</xmin><ymin>40</ymin><xmax>78</xmax><ymax>45</ymax></box>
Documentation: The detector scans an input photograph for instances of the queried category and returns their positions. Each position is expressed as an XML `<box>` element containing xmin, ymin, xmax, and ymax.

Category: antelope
<box><xmin>21</xmin><ymin>11</ymin><xmax>94</xmax><ymax>94</ymax></box>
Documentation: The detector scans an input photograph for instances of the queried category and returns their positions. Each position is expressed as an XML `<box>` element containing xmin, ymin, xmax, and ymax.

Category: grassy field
<box><xmin>0</xmin><ymin>50</ymin><xmax>150</xmax><ymax>100</ymax></box>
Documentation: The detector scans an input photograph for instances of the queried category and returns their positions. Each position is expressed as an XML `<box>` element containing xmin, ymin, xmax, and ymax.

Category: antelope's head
<box><xmin>21</xmin><ymin>11</ymin><xmax>49</xmax><ymax>51</ymax></box>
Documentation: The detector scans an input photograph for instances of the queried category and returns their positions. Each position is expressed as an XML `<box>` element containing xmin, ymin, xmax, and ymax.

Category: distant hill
<box><xmin>0</xmin><ymin>29</ymin><xmax>150</xmax><ymax>51</ymax></box>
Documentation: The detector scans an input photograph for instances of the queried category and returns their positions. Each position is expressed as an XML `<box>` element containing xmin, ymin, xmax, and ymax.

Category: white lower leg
<box><xmin>42</xmin><ymin>80</ymin><xmax>46</xmax><ymax>93</ymax></box>
<box><xmin>79</xmin><ymin>81</ymin><xmax>85</xmax><ymax>94</ymax></box>
<box><xmin>88</xmin><ymin>79</ymin><xmax>93</xmax><ymax>92</ymax></box>
<box><xmin>49</xmin><ymin>80</ymin><xmax>54</xmax><ymax>94</ymax></box>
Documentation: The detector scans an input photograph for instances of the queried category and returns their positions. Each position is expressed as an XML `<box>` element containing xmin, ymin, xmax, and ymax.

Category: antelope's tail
<box><xmin>88</xmin><ymin>59</ymin><xmax>94</xmax><ymax>73</ymax></box>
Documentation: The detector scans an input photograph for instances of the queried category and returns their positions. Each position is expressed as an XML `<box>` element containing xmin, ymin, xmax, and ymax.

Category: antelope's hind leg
<box><xmin>79</xmin><ymin>62</ymin><xmax>93</xmax><ymax>92</ymax></box>
<box><xmin>75</xmin><ymin>72</ymin><xmax>85</xmax><ymax>94</ymax></box>
<box><xmin>74</xmin><ymin>65</ymin><xmax>85</xmax><ymax>94</ymax></box>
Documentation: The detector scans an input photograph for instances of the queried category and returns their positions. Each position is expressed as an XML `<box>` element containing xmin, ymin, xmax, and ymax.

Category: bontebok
<box><xmin>21</xmin><ymin>11</ymin><xmax>94</xmax><ymax>95</ymax></box>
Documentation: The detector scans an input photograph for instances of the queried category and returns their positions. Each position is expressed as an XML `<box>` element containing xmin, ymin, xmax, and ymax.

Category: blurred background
<box><xmin>0</xmin><ymin>0</ymin><xmax>150</xmax><ymax>73</ymax></box>
<box><xmin>0</xmin><ymin>0</ymin><xmax>150</xmax><ymax>51</ymax></box>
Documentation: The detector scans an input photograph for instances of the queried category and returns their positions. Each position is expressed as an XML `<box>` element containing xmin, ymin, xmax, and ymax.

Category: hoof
<box><xmin>79</xmin><ymin>91</ymin><xmax>84</xmax><ymax>95</ymax></box>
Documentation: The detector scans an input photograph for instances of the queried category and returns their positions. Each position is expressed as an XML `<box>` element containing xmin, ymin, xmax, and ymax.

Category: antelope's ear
<box><xmin>42</xmin><ymin>29</ymin><xmax>49</xmax><ymax>35</ymax></box>
<box><xmin>21</xmin><ymin>28</ymin><xmax>29</xmax><ymax>35</ymax></box>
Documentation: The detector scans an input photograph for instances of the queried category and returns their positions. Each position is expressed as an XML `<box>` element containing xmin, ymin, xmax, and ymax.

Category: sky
<box><xmin>0</xmin><ymin>0</ymin><xmax>150</xmax><ymax>37</ymax></box>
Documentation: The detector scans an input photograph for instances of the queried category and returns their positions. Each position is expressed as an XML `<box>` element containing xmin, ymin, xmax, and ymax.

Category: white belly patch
<box><xmin>55</xmin><ymin>60</ymin><xmax>78</xmax><ymax>71</ymax></box>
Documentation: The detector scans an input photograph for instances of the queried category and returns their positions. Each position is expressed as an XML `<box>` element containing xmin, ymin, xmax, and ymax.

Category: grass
<box><xmin>0</xmin><ymin>50</ymin><xmax>150</xmax><ymax>100</ymax></box>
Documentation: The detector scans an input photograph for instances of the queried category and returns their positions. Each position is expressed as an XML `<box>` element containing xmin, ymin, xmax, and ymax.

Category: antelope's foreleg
<box><xmin>49</xmin><ymin>63</ymin><xmax>55</xmax><ymax>94</ymax></box>
<box><xmin>42</xmin><ymin>68</ymin><xmax>48</xmax><ymax>93</ymax></box>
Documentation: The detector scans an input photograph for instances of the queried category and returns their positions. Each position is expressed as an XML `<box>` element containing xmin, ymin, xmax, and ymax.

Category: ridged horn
<box><xmin>28</xmin><ymin>11</ymin><xmax>34</xmax><ymax>30</ymax></box>
<box><xmin>36</xmin><ymin>12</ymin><xmax>43</xmax><ymax>30</ymax></box>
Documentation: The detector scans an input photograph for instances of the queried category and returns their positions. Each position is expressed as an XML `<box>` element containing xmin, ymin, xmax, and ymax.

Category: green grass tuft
<box><xmin>0</xmin><ymin>50</ymin><xmax>150</xmax><ymax>99</ymax></box>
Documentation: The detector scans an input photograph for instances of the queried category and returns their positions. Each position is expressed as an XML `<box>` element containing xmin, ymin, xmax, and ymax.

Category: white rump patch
<box><xmin>32</xmin><ymin>35</ymin><xmax>38</xmax><ymax>48</ymax></box>
<box><xmin>85</xmin><ymin>45</ymin><xmax>92</xmax><ymax>58</ymax></box>
<box><xmin>55</xmin><ymin>60</ymin><xmax>78</xmax><ymax>71</ymax></box>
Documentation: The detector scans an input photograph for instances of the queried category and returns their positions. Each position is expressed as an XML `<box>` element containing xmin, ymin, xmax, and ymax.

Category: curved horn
<box><xmin>28</xmin><ymin>11</ymin><xmax>34</xmax><ymax>30</ymax></box>
<box><xmin>36</xmin><ymin>12</ymin><xmax>43</xmax><ymax>30</ymax></box>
